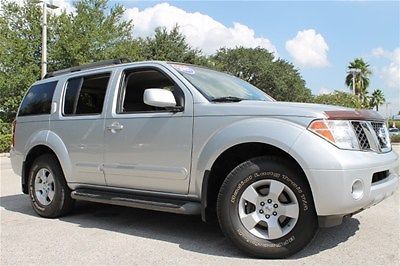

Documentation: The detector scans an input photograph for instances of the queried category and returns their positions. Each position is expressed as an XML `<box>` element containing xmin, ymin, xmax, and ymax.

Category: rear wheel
<box><xmin>28</xmin><ymin>154</ymin><xmax>74</xmax><ymax>218</ymax></box>
<box><xmin>217</xmin><ymin>156</ymin><xmax>317</xmax><ymax>258</ymax></box>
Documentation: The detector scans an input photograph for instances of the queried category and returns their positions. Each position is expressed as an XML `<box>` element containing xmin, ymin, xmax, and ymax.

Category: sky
<box><xmin>3</xmin><ymin>0</ymin><xmax>400</xmax><ymax>116</ymax></box>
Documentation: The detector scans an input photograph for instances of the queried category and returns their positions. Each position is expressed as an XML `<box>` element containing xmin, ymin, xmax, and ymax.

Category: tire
<box><xmin>217</xmin><ymin>156</ymin><xmax>317</xmax><ymax>258</ymax></box>
<box><xmin>28</xmin><ymin>154</ymin><xmax>74</xmax><ymax>218</ymax></box>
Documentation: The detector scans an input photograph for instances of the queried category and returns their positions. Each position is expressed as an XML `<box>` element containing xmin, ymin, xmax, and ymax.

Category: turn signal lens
<box><xmin>308</xmin><ymin>120</ymin><xmax>335</xmax><ymax>143</ymax></box>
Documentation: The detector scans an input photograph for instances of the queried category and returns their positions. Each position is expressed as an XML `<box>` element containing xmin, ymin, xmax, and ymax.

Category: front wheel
<box><xmin>217</xmin><ymin>156</ymin><xmax>317</xmax><ymax>258</ymax></box>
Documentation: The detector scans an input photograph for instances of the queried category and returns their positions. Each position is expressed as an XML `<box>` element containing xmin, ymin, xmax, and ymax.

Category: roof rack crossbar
<box><xmin>44</xmin><ymin>58</ymin><xmax>131</xmax><ymax>79</ymax></box>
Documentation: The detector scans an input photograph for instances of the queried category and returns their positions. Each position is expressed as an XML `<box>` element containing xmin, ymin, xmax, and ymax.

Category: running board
<box><xmin>71</xmin><ymin>189</ymin><xmax>201</xmax><ymax>215</ymax></box>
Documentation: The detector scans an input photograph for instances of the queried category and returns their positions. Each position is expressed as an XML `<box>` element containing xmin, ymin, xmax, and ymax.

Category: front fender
<box><xmin>24</xmin><ymin>130</ymin><xmax>72</xmax><ymax>182</ymax></box>
<box><xmin>191</xmin><ymin>117</ymin><xmax>307</xmax><ymax>196</ymax></box>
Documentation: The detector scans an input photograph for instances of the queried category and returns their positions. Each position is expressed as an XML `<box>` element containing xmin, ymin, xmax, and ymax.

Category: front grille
<box><xmin>370</xmin><ymin>122</ymin><xmax>388</xmax><ymax>149</ymax></box>
<box><xmin>372</xmin><ymin>170</ymin><xmax>389</xmax><ymax>184</ymax></box>
<box><xmin>350</xmin><ymin>121</ymin><xmax>390</xmax><ymax>152</ymax></box>
<box><xmin>351</xmin><ymin>122</ymin><xmax>370</xmax><ymax>150</ymax></box>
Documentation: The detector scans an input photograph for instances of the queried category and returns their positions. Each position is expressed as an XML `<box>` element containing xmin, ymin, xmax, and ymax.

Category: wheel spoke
<box><xmin>47</xmin><ymin>189</ymin><xmax>55</xmax><ymax>201</ymax></box>
<box><xmin>267</xmin><ymin>218</ymin><xmax>284</xmax><ymax>239</ymax></box>
<box><xmin>240</xmin><ymin>212</ymin><xmax>260</xmax><ymax>230</ymax></box>
<box><xmin>280</xmin><ymin>203</ymin><xmax>299</xmax><ymax>219</ymax></box>
<box><xmin>47</xmin><ymin>173</ymin><xmax>54</xmax><ymax>183</ymax></box>
<box><xmin>37</xmin><ymin>191</ymin><xmax>46</xmax><ymax>203</ymax></box>
<box><xmin>37</xmin><ymin>169</ymin><xmax>43</xmax><ymax>178</ymax></box>
<box><xmin>241</xmin><ymin>185</ymin><xmax>260</xmax><ymax>205</ymax></box>
<box><xmin>35</xmin><ymin>182</ymin><xmax>44</xmax><ymax>191</ymax></box>
<box><xmin>269</xmin><ymin>180</ymin><xmax>285</xmax><ymax>200</ymax></box>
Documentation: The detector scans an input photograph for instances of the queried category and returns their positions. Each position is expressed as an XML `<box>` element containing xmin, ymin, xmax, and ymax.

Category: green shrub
<box><xmin>313</xmin><ymin>91</ymin><xmax>364</xmax><ymax>109</ymax></box>
<box><xmin>388</xmin><ymin>120</ymin><xmax>400</xmax><ymax>129</ymax></box>
<box><xmin>391</xmin><ymin>134</ymin><xmax>400</xmax><ymax>143</ymax></box>
<box><xmin>0</xmin><ymin>123</ymin><xmax>11</xmax><ymax>135</ymax></box>
<box><xmin>0</xmin><ymin>134</ymin><xmax>12</xmax><ymax>153</ymax></box>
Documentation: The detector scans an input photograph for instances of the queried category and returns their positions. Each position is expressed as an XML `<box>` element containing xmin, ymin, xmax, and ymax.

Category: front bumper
<box><xmin>290</xmin><ymin>131</ymin><xmax>399</xmax><ymax>224</ymax></box>
<box><xmin>308</xmin><ymin>158</ymin><xmax>398</xmax><ymax>217</ymax></box>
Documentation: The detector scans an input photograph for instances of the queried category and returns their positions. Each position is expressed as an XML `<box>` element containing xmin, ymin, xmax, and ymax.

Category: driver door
<box><xmin>103</xmin><ymin>65</ymin><xmax>193</xmax><ymax>194</ymax></box>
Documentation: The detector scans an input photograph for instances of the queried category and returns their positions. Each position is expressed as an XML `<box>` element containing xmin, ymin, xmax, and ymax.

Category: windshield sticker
<box><xmin>171</xmin><ymin>64</ymin><xmax>195</xmax><ymax>74</ymax></box>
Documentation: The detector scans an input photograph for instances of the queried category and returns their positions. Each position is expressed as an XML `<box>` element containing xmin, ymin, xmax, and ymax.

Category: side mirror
<box><xmin>144</xmin><ymin>88</ymin><xmax>182</xmax><ymax>111</ymax></box>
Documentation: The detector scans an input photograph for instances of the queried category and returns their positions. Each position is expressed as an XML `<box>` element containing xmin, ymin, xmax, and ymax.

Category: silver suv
<box><xmin>10</xmin><ymin>60</ymin><xmax>399</xmax><ymax>258</ymax></box>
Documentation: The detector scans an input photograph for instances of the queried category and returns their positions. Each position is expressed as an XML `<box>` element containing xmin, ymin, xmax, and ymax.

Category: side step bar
<box><xmin>71</xmin><ymin>189</ymin><xmax>201</xmax><ymax>215</ymax></box>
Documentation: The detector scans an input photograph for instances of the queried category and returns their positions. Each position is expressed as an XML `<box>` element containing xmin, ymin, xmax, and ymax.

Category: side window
<box><xmin>63</xmin><ymin>73</ymin><xmax>110</xmax><ymax>116</ymax></box>
<box><xmin>18</xmin><ymin>81</ymin><xmax>58</xmax><ymax>116</ymax></box>
<box><xmin>119</xmin><ymin>69</ymin><xmax>184</xmax><ymax>113</ymax></box>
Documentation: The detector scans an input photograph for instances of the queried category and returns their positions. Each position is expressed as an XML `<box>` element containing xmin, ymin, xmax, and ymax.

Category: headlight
<box><xmin>308</xmin><ymin>119</ymin><xmax>360</xmax><ymax>150</ymax></box>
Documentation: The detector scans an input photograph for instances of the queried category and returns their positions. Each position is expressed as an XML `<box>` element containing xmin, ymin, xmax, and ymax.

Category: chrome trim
<box><xmin>361</xmin><ymin>122</ymin><xmax>380</xmax><ymax>152</ymax></box>
<box><xmin>354</xmin><ymin>121</ymin><xmax>391</xmax><ymax>154</ymax></box>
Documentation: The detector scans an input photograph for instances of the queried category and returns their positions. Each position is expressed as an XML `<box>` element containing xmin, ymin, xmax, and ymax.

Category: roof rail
<box><xmin>44</xmin><ymin>58</ymin><xmax>132</xmax><ymax>79</ymax></box>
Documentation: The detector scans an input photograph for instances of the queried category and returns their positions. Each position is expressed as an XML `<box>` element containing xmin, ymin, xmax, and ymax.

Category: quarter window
<box><xmin>18</xmin><ymin>81</ymin><xmax>58</xmax><ymax>116</ymax></box>
<box><xmin>63</xmin><ymin>73</ymin><xmax>110</xmax><ymax>115</ymax></box>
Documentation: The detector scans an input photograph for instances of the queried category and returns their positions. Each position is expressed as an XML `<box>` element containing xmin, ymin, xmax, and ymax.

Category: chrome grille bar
<box><xmin>350</xmin><ymin>121</ymin><xmax>391</xmax><ymax>153</ymax></box>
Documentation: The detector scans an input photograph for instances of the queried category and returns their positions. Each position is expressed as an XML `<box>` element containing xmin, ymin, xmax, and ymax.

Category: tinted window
<box><xmin>119</xmin><ymin>69</ymin><xmax>183</xmax><ymax>113</ymax></box>
<box><xmin>18</xmin><ymin>81</ymin><xmax>58</xmax><ymax>116</ymax></box>
<box><xmin>64</xmin><ymin>74</ymin><xmax>110</xmax><ymax>115</ymax></box>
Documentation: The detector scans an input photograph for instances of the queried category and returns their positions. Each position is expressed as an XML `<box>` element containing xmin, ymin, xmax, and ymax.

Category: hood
<box><xmin>195</xmin><ymin>100</ymin><xmax>384</xmax><ymax>121</ymax></box>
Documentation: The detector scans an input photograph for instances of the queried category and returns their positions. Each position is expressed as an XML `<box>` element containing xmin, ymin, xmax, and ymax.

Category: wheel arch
<box><xmin>199</xmin><ymin>141</ymin><xmax>314</xmax><ymax>223</ymax></box>
<box><xmin>22</xmin><ymin>131</ymin><xmax>72</xmax><ymax>194</ymax></box>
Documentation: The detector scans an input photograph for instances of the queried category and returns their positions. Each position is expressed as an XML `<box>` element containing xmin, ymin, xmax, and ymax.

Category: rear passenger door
<box><xmin>103</xmin><ymin>65</ymin><xmax>193</xmax><ymax>194</ymax></box>
<box><xmin>50</xmin><ymin>72</ymin><xmax>112</xmax><ymax>186</ymax></box>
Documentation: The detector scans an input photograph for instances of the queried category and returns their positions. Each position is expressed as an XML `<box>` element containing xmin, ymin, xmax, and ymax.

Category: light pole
<box><xmin>33</xmin><ymin>0</ymin><xmax>59</xmax><ymax>79</ymax></box>
<box><xmin>348</xmin><ymin>68</ymin><xmax>361</xmax><ymax>95</ymax></box>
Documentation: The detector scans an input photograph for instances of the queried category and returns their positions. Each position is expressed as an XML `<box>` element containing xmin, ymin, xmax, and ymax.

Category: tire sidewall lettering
<box><xmin>230</xmin><ymin>171</ymin><xmax>309</xmax><ymax>212</ymax></box>
<box><xmin>237</xmin><ymin>228</ymin><xmax>296</xmax><ymax>248</ymax></box>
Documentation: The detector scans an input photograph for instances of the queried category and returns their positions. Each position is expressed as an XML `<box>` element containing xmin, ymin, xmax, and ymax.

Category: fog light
<box><xmin>351</xmin><ymin>179</ymin><xmax>364</xmax><ymax>200</ymax></box>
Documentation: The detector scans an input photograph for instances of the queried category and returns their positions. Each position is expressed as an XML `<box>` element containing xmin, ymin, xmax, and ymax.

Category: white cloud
<box><xmin>124</xmin><ymin>3</ymin><xmax>277</xmax><ymax>55</ymax></box>
<box><xmin>318</xmin><ymin>87</ymin><xmax>333</xmax><ymax>95</ymax></box>
<box><xmin>285</xmin><ymin>29</ymin><xmax>329</xmax><ymax>68</ymax></box>
<box><xmin>52</xmin><ymin>0</ymin><xmax>75</xmax><ymax>15</ymax></box>
<box><xmin>372</xmin><ymin>47</ymin><xmax>400</xmax><ymax>89</ymax></box>
<box><xmin>0</xmin><ymin>0</ymin><xmax>74</xmax><ymax>14</ymax></box>
<box><xmin>371</xmin><ymin>47</ymin><xmax>386</xmax><ymax>57</ymax></box>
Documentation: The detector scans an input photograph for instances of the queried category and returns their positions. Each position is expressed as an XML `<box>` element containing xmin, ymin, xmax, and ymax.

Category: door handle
<box><xmin>106</xmin><ymin>122</ymin><xmax>124</xmax><ymax>132</ymax></box>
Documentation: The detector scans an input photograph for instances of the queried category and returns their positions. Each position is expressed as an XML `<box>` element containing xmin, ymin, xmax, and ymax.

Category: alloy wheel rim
<box><xmin>238</xmin><ymin>179</ymin><xmax>299</xmax><ymax>240</ymax></box>
<box><xmin>34</xmin><ymin>168</ymin><xmax>55</xmax><ymax>206</ymax></box>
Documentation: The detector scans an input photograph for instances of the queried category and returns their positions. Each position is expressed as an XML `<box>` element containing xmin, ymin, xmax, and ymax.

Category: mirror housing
<box><xmin>143</xmin><ymin>88</ymin><xmax>183</xmax><ymax>111</ymax></box>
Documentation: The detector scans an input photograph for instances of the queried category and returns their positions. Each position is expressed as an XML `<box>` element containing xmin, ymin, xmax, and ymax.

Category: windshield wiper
<box><xmin>211</xmin><ymin>96</ymin><xmax>245</xmax><ymax>102</ymax></box>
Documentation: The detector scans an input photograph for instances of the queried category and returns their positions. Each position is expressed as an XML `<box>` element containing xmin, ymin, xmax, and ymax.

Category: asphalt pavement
<box><xmin>1</xmin><ymin>147</ymin><xmax>399</xmax><ymax>265</ymax></box>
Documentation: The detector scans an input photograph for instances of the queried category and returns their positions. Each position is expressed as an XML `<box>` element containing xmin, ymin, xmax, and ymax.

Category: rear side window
<box><xmin>63</xmin><ymin>73</ymin><xmax>110</xmax><ymax>116</ymax></box>
<box><xmin>18</xmin><ymin>81</ymin><xmax>58</xmax><ymax>116</ymax></box>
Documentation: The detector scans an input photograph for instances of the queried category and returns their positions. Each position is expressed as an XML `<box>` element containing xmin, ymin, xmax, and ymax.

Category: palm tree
<box><xmin>345</xmin><ymin>58</ymin><xmax>372</xmax><ymax>97</ymax></box>
<box><xmin>369</xmin><ymin>89</ymin><xmax>385</xmax><ymax>111</ymax></box>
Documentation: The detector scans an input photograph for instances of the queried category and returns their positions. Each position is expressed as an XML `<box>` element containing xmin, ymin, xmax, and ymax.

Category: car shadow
<box><xmin>0</xmin><ymin>193</ymin><xmax>360</xmax><ymax>259</ymax></box>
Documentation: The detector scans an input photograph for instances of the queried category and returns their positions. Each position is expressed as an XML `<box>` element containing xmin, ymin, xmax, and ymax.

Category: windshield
<box><xmin>170</xmin><ymin>64</ymin><xmax>274</xmax><ymax>102</ymax></box>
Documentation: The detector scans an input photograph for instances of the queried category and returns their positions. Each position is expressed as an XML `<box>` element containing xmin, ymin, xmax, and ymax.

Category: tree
<box><xmin>0</xmin><ymin>0</ymin><xmax>42</xmax><ymax>122</ymax></box>
<box><xmin>345</xmin><ymin>58</ymin><xmax>372</xmax><ymax>97</ymax></box>
<box><xmin>369</xmin><ymin>89</ymin><xmax>385</xmax><ymax>111</ymax></box>
<box><xmin>212</xmin><ymin>47</ymin><xmax>312</xmax><ymax>102</ymax></box>
<box><xmin>140</xmin><ymin>25</ymin><xmax>207</xmax><ymax>65</ymax></box>
<box><xmin>49</xmin><ymin>0</ymin><xmax>140</xmax><ymax>70</ymax></box>
<box><xmin>0</xmin><ymin>0</ymin><xmax>139</xmax><ymax>122</ymax></box>
<box><xmin>313</xmin><ymin>91</ymin><xmax>363</xmax><ymax>109</ymax></box>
